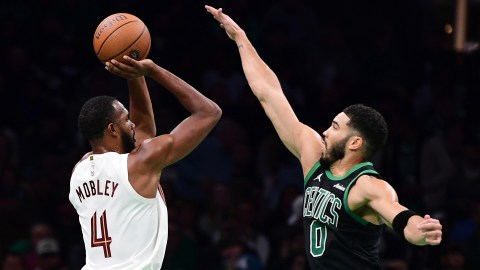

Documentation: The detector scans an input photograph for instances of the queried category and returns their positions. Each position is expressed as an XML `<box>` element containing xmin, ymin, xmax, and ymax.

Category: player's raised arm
<box><xmin>106</xmin><ymin>57</ymin><xmax>156</xmax><ymax>144</ymax></box>
<box><xmin>106</xmin><ymin>56</ymin><xmax>221</xmax><ymax>196</ymax></box>
<box><xmin>145</xmin><ymin>62</ymin><xmax>222</xmax><ymax>168</ymax></box>
<box><xmin>128</xmin><ymin>77</ymin><xmax>156</xmax><ymax>143</ymax></box>
<box><xmin>107</xmin><ymin>56</ymin><xmax>222</xmax><ymax>168</ymax></box>
<box><xmin>205</xmin><ymin>5</ymin><xmax>324</xmax><ymax>172</ymax></box>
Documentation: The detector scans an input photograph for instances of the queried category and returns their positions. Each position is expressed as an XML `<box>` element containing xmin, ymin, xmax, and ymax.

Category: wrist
<box><xmin>145</xmin><ymin>62</ymin><xmax>158</xmax><ymax>78</ymax></box>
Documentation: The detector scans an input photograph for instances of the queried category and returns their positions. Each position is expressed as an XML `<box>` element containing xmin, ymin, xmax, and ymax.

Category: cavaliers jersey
<box><xmin>69</xmin><ymin>152</ymin><xmax>168</xmax><ymax>270</ymax></box>
<box><xmin>303</xmin><ymin>161</ymin><xmax>384</xmax><ymax>270</ymax></box>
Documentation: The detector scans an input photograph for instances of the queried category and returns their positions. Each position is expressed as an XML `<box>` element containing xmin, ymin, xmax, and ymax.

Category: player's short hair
<box><xmin>343</xmin><ymin>104</ymin><xmax>388</xmax><ymax>159</ymax></box>
<box><xmin>78</xmin><ymin>95</ymin><xmax>117</xmax><ymax>141</ymax></box>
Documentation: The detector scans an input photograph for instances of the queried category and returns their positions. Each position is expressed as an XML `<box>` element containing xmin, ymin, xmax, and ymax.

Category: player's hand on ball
<box><xmin>105</xmin><ymin>56</ymin><xmax>154</xmax><ymax>79</ymax></box>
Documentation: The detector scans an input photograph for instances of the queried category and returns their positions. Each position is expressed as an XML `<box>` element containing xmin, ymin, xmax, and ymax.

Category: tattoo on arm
<box><xmin>238</xmin><ymin>44</ymin><xmax>244</xmax><ymax>49</ymax></box>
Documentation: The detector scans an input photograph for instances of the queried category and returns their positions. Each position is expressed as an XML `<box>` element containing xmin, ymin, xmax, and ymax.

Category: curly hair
<box><xmin>78</xmin><ymin>95</ymin><xmax>117</xmax><ymax>142</ymax></box>
<box><xmin>343</xmin><ymin>104</ymin><xmax>388</xmax><ymax>159</ymax></box>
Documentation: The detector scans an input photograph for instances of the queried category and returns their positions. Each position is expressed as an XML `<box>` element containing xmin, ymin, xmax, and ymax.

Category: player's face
<box><xmin>113</xmin><ymin>101</ymin><xmax>136</xmax><ymax>153</ymax></box>
<box><xmin>320</xmin><ymin>135</ymin><xmax>349</xmax><ymax>167</ymax></box>
<box><xmin>321</xmin><ymin>112</ymin><xmax>352</xmax><ymax>167</ymax></box>
<box><xmin>120</xmin><ymin>128</ymin><xmax>136</xmax><ymax>153</ymax></box>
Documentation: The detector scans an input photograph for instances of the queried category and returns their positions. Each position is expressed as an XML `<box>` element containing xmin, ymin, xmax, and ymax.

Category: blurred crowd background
<box><xmin>1</xmin><ymin>0</ymin><xmax>480</xmax><ymax>269</ymax></box>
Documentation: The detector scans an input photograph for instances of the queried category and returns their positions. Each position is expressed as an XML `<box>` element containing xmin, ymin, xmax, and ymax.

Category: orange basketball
<box><xmin>93</xmin><ymin>13</ymin><xmax>151</xmax><ymax>64</ymax></box>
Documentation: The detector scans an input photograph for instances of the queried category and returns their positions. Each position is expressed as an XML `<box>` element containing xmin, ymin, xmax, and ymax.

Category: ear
<box><xmin>349</xmin><ymin>136</ymin><xmax>363</xmax><ymax>151</ymax></box>
<box><xmin>106</xmin><ymin>123</ymin><xmax>119</xmax><ymax>137</ymax></box>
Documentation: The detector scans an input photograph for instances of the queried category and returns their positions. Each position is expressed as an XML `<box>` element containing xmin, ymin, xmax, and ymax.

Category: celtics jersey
<box><xmin>303</xmin><ymin>161</ymin><xmax>384</xmax><ymax>270</ymax></box>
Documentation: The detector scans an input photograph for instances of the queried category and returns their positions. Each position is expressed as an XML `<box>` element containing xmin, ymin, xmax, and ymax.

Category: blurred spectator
<box><xmin>34</xmin><ymin>238</ymin><xmax>68</xmax><ymax>270</ymax></box>
<box><xmin>217</xmin><ymin>234</ymin><xmax>262</xmax><ymax>270</ymax></box>
<box><xmin>198</xmin><ymin>182</ymin><xmax>235</xmax><ymax>254</ymax></box>
<box><xmin>419</xmin><ymin>125</ymin><xmax>456</xmax><ymax>220</ymax></box>
<box><xmin>232</xmin><ymin>199</ymin><xmax>270</xmax><ymax>267</ymax></box>
<box><xmin>1</xmin><ymin>252</ymin><xmax>25</xmax><ymax>270</ymax></box>
<box><xmin>162</xmin><ymin>221</ymin><xmax>199</xmax><ymax>270</ymax></box>
<box><xmin>438</xmin><ymin>244</ymin><xmax>466</xmax><ymax>270</ymax></box>
<box><xmin>268</xmin><ymin>228</ymin><xmax>305</xmax><ymax>270</ymax></box>
<box><xmin>9</xmin><ymin>223</ymin><xmax>54</xmax><ymax>270</ymax></box>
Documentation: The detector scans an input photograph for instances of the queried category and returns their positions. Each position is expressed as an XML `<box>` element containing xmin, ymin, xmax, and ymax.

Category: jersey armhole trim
<box><xmin>343</xmin><ymin>170</ymin><xmax>379</xmax><ymax>226</ymax></box>
<box><xmin>304</xmin><ymin>162</ymin><xmax>321</xmax><ymax>187</ymax></box>
<box><xmin>123</xmin><ymin>154</ymin><xmax>159</xmax><ymax>203</ymax></box>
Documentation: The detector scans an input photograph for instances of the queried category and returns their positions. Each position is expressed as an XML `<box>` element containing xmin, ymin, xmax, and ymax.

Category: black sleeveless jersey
<box><xmin>303</xmin><ymin>161</ymin><xmax>384</xmax><ymax>270</ymax></box>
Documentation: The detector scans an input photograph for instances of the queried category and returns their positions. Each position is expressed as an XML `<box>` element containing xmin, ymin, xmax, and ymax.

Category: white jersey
<box><xmin>69</xmin><ymin>152</ymin><xmax>168</xmax><ymax>270</ymax></box>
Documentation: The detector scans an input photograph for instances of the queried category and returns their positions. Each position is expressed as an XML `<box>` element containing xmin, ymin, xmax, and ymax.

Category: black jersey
<box><xmin>303</xmin><ymin>161</ymin><xmax>384</xmax><ymax>270</ymax></box>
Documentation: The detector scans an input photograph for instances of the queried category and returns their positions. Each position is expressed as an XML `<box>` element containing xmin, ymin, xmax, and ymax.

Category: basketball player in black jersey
<box><xmin>206</xmin><ymin>5</ymin><xmax>442</xmax><ymax>269</ymax></box>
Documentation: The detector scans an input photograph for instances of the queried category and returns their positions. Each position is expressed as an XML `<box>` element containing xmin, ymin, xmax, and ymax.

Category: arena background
<box><xmin>1</xmin><ymin>0</ymin><xmax>479</xmax><ymax>269</ymax></box>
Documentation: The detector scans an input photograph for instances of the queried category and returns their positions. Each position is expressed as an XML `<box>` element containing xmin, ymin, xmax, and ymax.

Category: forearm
<box><xmin>234</xmin><ymin>33</ymin><xmax>283</xmax><ymax>101</ymax></box>
<box><xmin>128</xmin><ymin>77</ymin><xmax>156</xmax><ymax>136</ymax></box>
<box><xmin>148</xmin><ymin>65</ymin><xmax>220</xmax><ymax>116</ymax></box>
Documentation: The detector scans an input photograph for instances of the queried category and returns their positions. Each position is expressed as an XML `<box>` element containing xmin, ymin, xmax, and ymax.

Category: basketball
<box><xmin>93</xmin><ymin>13</ymin><xmax>151</xmax><ymax>64</ymax></box>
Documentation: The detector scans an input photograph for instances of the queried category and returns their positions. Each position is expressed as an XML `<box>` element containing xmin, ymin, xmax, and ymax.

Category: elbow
<box><xmin>208</xmin><ymin>101</ymin><xmax>222</xmax><ymax>123</ymax></box>
<box><xmin>214</xmin><ymin>104</ymin><xmax>222</xmax><ymax>122</ymax></box>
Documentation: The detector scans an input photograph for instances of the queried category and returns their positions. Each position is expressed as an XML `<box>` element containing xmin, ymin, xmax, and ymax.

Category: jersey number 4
<box><xmin>91</xmin><ymin>210</ymin><xmax>112</xmax><ymax>258</ymax></box>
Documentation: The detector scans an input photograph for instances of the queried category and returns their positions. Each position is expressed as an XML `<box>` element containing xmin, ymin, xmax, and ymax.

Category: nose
<box><xmin>322</xmin><ymin>128</ymin><xmax>328</xmax><ymax>137</ymax></box>
<box><xmin>131</xmin><ymin>122</ymin><xmax>135</xmax><ymax>129</ymax></box>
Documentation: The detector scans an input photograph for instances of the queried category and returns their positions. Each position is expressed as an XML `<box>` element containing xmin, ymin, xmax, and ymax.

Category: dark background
<box><xmin>1</xmin><ymin>0</ymin><xmax>480</xmax><ymax>269</ymax></box>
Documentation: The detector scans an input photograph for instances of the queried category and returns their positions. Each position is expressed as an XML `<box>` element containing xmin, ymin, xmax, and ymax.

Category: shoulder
<box><xmin>72</xmin><ymin>151</ymin><xmax>92</xmax><ymax>173</ymax></box>
<box><xmin>348</xmin><ymin>174</ymin><xmax>399</xmax><ymax>212</ymax></box>
<box><xmin>355</xmin><ymin>175</ymin><xmax>398</xmax><ymax>201</ymax></box>
<box><xmin>128</xmin><ymin>135</ymin><xmax>174</xmax><ymax>170</ymax></box>
<box><xmin>80</xmin><ymin>151</ymin><xmax>93</xmax><ymax>162</ymax></box>
<box><xmin>299</xmin><ymin>124</ymin><xmax>325</xmax><ymax>175</ymax></box>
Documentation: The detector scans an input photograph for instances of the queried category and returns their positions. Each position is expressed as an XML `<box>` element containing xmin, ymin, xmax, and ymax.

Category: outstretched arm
<box><xmin>205</xmin><ymin>5</ymin><xmax>324</xmax><ymax>174</ymax></box>
<box><xmin>352</xmin><ymin>175</ymin><xmax>443</xmax><ymax>246</ymax></box>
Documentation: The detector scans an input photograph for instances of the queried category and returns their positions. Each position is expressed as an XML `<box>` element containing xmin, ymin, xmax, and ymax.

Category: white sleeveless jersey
<box><xmin>69</xmin><ymin>152</ymin><xmax>168</xmax><ymax>270</ymax></box>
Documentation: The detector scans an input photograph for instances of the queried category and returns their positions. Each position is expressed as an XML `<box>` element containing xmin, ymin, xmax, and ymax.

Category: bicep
<box><xmin>131</xmin><ymin>109</ymin><xmax>219</xmax><ymax>172</ymax></box>
<box><xmin>163</xmin><ymin>113</ymin><xmax>219</xmax><ymax>167</ymax></box>
<box><xmin>363</xmin><ymin>178</ymin><xmax>408</xmax><ymax>227</ymax></box>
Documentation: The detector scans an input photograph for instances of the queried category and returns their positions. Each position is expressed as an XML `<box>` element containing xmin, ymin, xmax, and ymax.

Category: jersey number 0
<box><xmin>310</xmin><ymin>220</ymin><xmax>327</xmax><ymax>257</ymax></box>
<box><xmin>91</xmin><ymin>210</ymin><xmax>112</xmax><ymax>258</ymax></box>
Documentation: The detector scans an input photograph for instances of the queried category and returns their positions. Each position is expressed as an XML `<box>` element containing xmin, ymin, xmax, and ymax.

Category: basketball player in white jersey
<box><xmin>69</xmin><ymin>55</ymin><xmax>222</xmax><ymax>270</ymax></box>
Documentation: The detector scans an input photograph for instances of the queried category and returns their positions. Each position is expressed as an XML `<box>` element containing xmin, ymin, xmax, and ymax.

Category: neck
<box><xmin>91</xmin><ymin>145</ymin><xmax>121</xmax><ymax>154</ymax></box>
<box><xmin>329</xmin><ymin>155</ymin><xmax>364</xmax><ymax>177</ymax></box>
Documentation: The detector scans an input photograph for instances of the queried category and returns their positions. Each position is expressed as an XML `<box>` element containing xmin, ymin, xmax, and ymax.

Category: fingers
<box><xmin>417</xmin><ymin>215</ymin><xmax>442</xmax><ymax>245</ymax></box>
<box><xmin>105</xmin><ymin>59</ymin><xmax>125</xmax><ymax>72</ymax></box>
<box><xmin>205</xmin><ymin>5</ymin><xmax>225</xmax><ymax>22</ymax></box>
<box><xmin>417</xmin><ymin>217</ymin><xmax>441</xmax><ymax>228</ymax></box>
<box><xmin>105</xmin><ymin>57</ymin><xmax>135</xmax><ymax>78</ymax></box>
<box><xmin>422</xmin><ymin>230</ymin><xmax>442</xmax><ymax>245</ymax></box>
<box><xmin>205</xmin><ymin>5</ymin><xmax>217</xmax><ymax>17</ymax></box>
